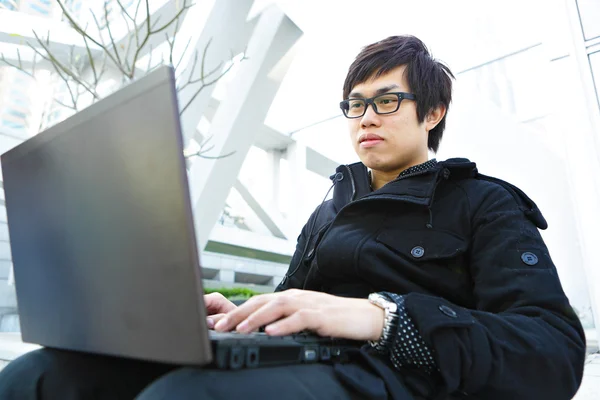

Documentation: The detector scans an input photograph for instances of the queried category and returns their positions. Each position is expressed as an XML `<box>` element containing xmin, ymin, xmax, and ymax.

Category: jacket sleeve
<box><xmin>402</xmin><ymin>183</ymin><xmax>586</xmax><ymax>399</ymax></box>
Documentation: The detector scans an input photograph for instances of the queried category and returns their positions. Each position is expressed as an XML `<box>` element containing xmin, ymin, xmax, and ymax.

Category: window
<box><xmin>0</xmin><ymin>0</ymin><xmax>18</xmax><ymax>11</ymax></box>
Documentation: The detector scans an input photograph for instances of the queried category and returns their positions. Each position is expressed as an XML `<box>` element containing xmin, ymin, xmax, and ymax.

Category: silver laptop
<box><xmin>0</xmin><ymin>66</ymin><xmax>359</xmax><ymax>368</ymax></box>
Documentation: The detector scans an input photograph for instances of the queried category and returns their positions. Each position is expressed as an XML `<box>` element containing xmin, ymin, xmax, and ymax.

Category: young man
<box><xmin>0</xmin><ymin>35</ymin><xmax>586</xmax><ymax>400</ymax></box>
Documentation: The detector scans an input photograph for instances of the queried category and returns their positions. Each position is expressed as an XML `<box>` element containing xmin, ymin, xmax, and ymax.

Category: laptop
<box><xmin>0</xmin><ymin>66</ymin><xmax>360</xmax><ymax>369</ymax></box>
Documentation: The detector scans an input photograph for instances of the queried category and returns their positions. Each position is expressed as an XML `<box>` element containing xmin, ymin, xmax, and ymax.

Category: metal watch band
<box><xmin>368</xmin><ymin>292</ymin><xmax>399</xmax><ymax>353</ymax></box>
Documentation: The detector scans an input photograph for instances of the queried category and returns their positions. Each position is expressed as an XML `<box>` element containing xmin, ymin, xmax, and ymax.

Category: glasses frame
<box><xmin>339</xmin><ymin>92</ymin><xmax>417</xmax><ymax>119</ymax></box>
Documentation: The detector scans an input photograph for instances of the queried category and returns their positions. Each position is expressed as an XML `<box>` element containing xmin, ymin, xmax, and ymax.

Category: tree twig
<box><xmin>32</xmin><ymin>30</ymin><xmax>99</xmax><ymax>100</ymax></box>
<box><xmin>0</xmin><ymin>52</ymin><xmax>35</xmax><ymax>78</ymax></box>
<box><xmin>54</xmin><ymin>98</ymin><xmax>77</xmax><ymax>111</ymax></box>
<box><xmin>115</xmin><ymin>0</ymin><xmax>134</xmax><ymax>22</ymax></box>
<box><xmin>179</xmin><ymin>59</ymin><xmax>237</xmax><ymax>115</ymax></box>
<box><xmin>103</xmin><ymin>1</ymin><xmax>124</xmax><ymax>72</ymax></box>
<box><xmin>57</xmin><ymin>0</ymin><xmax>129</xmax><ymax>77</ymax></box>
<box><xmin>35</xmin><ymin>45</ymin><xmax>78</xmax><ymax>110</ymax></box>
<box><xmin>82</xmin><ymin>35</ymin><xmax>98</xmax><ymax>86</ymax></box>
<box><xmin>130</xmin><ymin>0</ymin><xmax>192</xmax><ymax>75</ymax></box>
<box><xmin>146</xmin><ymin>44</ymin><xmax>153</xmax><ymax>72</ymax></box>
<box><xmin>166</xmin><ymin>14</ymin><xmax>181</xmax><ymax>68</ymax></box>
<box><xmin>132</xmin><ymin>0</ymin><xmax>143</xmax><ymax>48</ymax></box>
<box><xmin>187</xmin><ymin>150</ymin><xmax>236</xmax><ymax>160</ymax></box>
<box><xmin>174</xmin><ymin>36</ymin><xmax>192</xmax><ymax>72</ymax></box>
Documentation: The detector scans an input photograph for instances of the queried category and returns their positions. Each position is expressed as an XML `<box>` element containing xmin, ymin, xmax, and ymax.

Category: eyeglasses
<box><xmin>339</xmin><ymin>92</ymin><xmax>417</xmax><ymax>118</ymax></box>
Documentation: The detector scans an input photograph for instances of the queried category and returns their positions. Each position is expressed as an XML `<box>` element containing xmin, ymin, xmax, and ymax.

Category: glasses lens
<box><xmin>345</xmin><ymin>99</ymin><xmax>366</xmax><ymax>117</ymax></box>
<box><xmin>373</xmin><ymin>94</ymin><xmax>400</xmax><ymax>114</ymax></box>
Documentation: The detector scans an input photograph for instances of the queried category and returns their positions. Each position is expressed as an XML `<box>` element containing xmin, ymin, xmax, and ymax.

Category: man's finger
<box><xmin>264</xmin><ymin>308</ymin><xmax>321</xmax><ymax>336</ymax></box>
<box><xmin>206</xmin><ymin>313</ymin><xmax>226</xmax><ymax>329</ymax></box>
<box><xmin>204</xmin><ymin>293</ymin><xmax>237</xmax><ymax>314</ymax></box>
<box><xmin>214</xmin><ymin>293</ymin><xmax>275</xmax><ymax>332</ymax></box>
<box><xmin>234</xmin><ymin>297</ymin><xmax>294</xmax><ymax>333</ymax></box>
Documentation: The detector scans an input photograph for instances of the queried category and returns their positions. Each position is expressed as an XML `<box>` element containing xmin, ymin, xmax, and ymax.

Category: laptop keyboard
<box><xmin>208</xmin><ymin>329</ymin><xmax>323</xmax><ymax>342</ymax></box>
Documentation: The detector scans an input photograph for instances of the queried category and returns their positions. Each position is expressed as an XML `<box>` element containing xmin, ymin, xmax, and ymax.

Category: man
<box><xmin>0</xmin><ymin>35</ymin><xmax>586</xmax><ymax>400</ymax></box>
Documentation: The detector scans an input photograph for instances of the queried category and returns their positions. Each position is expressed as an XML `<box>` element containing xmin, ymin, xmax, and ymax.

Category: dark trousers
<box><xmin>0</xmin><ymin>348</ymin><xmax>416</xmax><ymax>400</ymax></box>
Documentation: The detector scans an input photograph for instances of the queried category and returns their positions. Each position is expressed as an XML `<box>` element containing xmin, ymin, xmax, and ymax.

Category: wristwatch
<box><xmin>368</xmin><ymin>292</ymin><xmax>399</xmax><ymax>353</ymax></box>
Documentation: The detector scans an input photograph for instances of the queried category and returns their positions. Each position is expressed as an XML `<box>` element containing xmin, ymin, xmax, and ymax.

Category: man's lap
<box><xmin>138</xmin><ymin>364</ymin><xmax>362</xmax><ymax>400</ymax></box>
<box><xmin>0</xmin><ymin>347</ymin><xmax>402</xmax><ymax>400</ymax></box>
<box><xmin>0</xmin><ymin>348</ymin><xmax>175</xmax><ymax>400</ymax></box>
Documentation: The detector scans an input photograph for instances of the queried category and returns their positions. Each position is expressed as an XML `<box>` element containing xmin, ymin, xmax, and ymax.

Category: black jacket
<box><xmin>276</xmin><ymin>158</ymin><xmax>586</xmax><ymax>399</ymax></box>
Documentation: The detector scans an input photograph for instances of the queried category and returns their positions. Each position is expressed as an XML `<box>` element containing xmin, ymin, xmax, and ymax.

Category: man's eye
<box><xmin>376</xmin><ymin>98</ymin><xmax>397</xmax><ymax>105</ymax></box>
<box><xmin>349</xmin><ymin>101</ymin><xmax>363</xmax><ymax>108</ymax></box>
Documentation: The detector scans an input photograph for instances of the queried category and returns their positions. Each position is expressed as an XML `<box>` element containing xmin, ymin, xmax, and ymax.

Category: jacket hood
<box><xmin>329</xmin><ymin>158</ymin><xmax>548</xmax><ymax>230</ymax></box>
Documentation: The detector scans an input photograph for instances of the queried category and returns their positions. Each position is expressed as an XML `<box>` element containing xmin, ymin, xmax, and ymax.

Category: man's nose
<box><xmin>361</xmin><ymin>103</ymin><xmax>380</xmax><ymax>127</ymax></box>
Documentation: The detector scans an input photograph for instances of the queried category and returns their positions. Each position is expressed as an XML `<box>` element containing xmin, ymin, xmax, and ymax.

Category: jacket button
<box><xmin>521</xmin><ymin>252</ymin><xmax>538</xmax><ymax>266</ymax></box>
<box><xmin>439</xmin><ymin>305</ymin><xmax>457</xmax><ymax>318</ymax></box>
<box><xmin>411</xmin><ymin>246</ymin><xmax>425</xmax><ymax>258</ymax></box>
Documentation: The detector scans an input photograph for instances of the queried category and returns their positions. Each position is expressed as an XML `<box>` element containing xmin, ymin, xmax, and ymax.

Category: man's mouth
<box><xmin>359</xmin><ymin>133</ymin><xmax>384</xmax><ymax>148</ymax></box>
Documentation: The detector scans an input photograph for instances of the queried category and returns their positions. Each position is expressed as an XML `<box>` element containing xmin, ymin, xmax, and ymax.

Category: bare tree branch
<box><xmin>186</xmin><ymin>131</ymin><xmax>237</xmax><ymax>160</ymax></box>
<box><xmin>37</xmin><ymin>47</ymin><xmax>78</xmax><ymax>111</ymax></box>
<box><xmin>57</xmin><ymin>0</ymin><xmax>129</xmax><ymax>77</ymax></box>
<box><xmin>146</xmin><ymin>44</ymin><xmax>153</xmax><ymax>72</ymax></box>
<box><xmin>151</xmin><ymin>2</ymin><xmax>192</xmax><ymax>36</ymax></box>
<box><xmin>97</xmin><ymin>52</ymin><xmax>109</xmax><ymax>82</ymax></box>
<box><xmin>32</xmin><ymin>30</ymin><xmax>99</xmax><ymax>100</ymax></box>
<box><xmin>179</xmin><ymin>59</ymin><xmax>237</xmax><ymax>115</ymax></box>
<box><xmin>174</xmin><ymin>36</ymin><xmax>192</xmax><ymax>72</ymax></box>
<box><xmin>178</xmin><ymin>39</ymin><xmax>211</xmax><ymax>92</ymax></box>
<box><xmin>7</xmin><ymin>0</ymin><xmax>237</xmax><ymax>159</ymax></box>
<box><xmin>116</xmin><ymin>0</ymin><xmax>135</xmax><ymax>22</ymax></box>
<box><xmin>187</xmin><ymin>150</ymin><xmax>236</xmax><ymax>160</ymax></box>
<box><xmin>31</xmin><ymin>51</ymin><xmax>38</xmax><ymax>75</ymax></box>
<box><xmin>54</xmin><ymin>98</ymin><xmax>77</xmax><ymax>111</ymax></box>
<box><xmin>166</xmin><ymin>13</ymin><xmax>181</xmax><ymax>68</ymax></box>
<box><xmin>115</xmin><ymin>0</ymin><xmax>134</xmax><ymax>71</ymax></box>
<box><xmin>132</xmin><ymin>0</ymin><xmax>143</xmax><ymax>49</ymax></box>
<box><xmin>82</xmin><ymin>35</ymin><xmax>98</xmax><ymax>86</ymax></box>
<box><xmin>166</xmin><ymin>33</ymin><xmax>174</xmax><ymax>67</ymax></box>
<box><xmin>0</xmin><ymin>51</ymin><xmax>36</xmax><ymax>78</ymax></box>
<box><xmin>90</xmin><ymin>9</ymin><xmax>107</xmax><ymax>47</ymax></box>
<box><xmin>103</xmin><ymin>1</ymin><xmax>124</xmax><ymax>71</ymax></box>
<box><xmin>130</xmin><ymin>0</ymin><xmax>193</xmax><ymax>75</ymax></box>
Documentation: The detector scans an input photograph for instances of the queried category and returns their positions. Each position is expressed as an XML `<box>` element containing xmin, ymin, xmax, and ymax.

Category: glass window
<box><xmin>0</xmin><ymin>0</ymin><xmax>18</xmax><ymax>11</ymax></box>
<box><xmin>577</xmin><ymin>0</ymin><xmax>600</xmax><ymax>40</ymax></box>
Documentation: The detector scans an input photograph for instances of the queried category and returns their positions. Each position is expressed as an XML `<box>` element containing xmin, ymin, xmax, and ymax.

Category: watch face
<box><xmin>369</xmin><ymin>293</ymin><xmax>387</xmax><ymax>307</ymax></box>
<box><xmin>370</xmin><ymin>293</ymin><xmax>398</xmax><ymax>313</ymax></box>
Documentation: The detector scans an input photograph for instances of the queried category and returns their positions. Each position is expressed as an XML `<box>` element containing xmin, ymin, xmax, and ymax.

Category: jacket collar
<box><xmin>330</xmin><ymin>162</ymin><xmax>444</xmax><ymax>212</ymax></box>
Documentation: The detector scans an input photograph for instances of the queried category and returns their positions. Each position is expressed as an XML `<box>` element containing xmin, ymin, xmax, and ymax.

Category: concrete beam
<box><xmin>201</xmin><ymin>97</ymin><xmax>294</xmax><ymax>153</ymax></box>
<box><xmin>209</xmin><ymin>225</ymin><xmax>294</xmax><ymax>257</ymax></box>
<box><xmin>254</xmin><ymin>125</ymin><xmax>294</xmax><ymax>152</ymax></box>
<box><xmin>0</xmin><ymin>9</ymin><xmax>102</xmax><ymax>66</ymax></box>
<box><xmin>176</xmin><ymin>0</ymin><xmax>256</xmax><ymax>145</ymax></box>
<box><xmin>187</xmin><ymin>6</ymin><xmax>302</xmax><ymax>251</ymax></box>
<box><xmin>285</xmin><ymin>141</ymin><xmax>307</xmax><ymax>233</ymax></box>
<box><xmin>233</xmin><ymin>179</ymin><xmax>288</xmax><ymax>239</ymax></box>
<box><xmin>306</xmin><ymin>146</ymin><xmax>340</xmax><ymax>179</ymax></box>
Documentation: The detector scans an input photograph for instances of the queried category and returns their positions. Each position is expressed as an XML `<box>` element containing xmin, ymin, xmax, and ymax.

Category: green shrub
<box><xmin>204</xmin><ymin>287</ymin><xmax>261</xmax><ymax>299</ymax></box>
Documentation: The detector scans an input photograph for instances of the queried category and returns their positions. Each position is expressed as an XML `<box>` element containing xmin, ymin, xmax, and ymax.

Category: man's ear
<box><xmin>425</xmin><ymin>105</ymin><xmax>447</xmax><ymax>132</ymax></box>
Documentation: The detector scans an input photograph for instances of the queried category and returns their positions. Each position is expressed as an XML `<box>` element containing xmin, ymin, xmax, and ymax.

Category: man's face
<box><xmin>347</xmin><ymin>66</ymin><xmax>429</xmax><ymax>174</ymax></box>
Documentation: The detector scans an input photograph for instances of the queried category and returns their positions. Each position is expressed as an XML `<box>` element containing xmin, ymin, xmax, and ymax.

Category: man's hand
<box><xmin>213</xmin><ymin>289</ymin><xmax>385</xmax><ymax>341</ymax></box>
<box><xmin>205</xmin><ymin>292</ymin><xmax>238</xmax><ymax>329</ymax></box>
